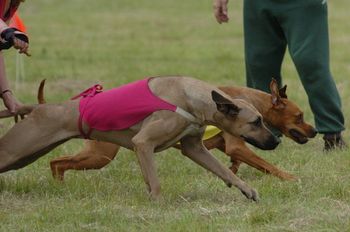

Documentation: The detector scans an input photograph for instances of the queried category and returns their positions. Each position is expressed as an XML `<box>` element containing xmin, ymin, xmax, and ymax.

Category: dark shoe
<box><xmin>323</xmin><ymin>133</ymin><xmax>347</xmax><ymax>151</ymax></box>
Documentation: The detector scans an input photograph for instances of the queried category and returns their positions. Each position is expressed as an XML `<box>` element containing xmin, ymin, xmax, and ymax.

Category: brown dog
<box><xmin>0</xmin><ymin>76</ymin><xmax>281</xmax><ymax>201</ymax></box>
<box><xmin>50</xmin><ymin>79</ymin><xmax>316</xmax><ymax>181</ymax></box>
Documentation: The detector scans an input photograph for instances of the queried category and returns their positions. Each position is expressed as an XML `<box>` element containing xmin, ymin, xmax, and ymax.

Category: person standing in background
<box><xmin>213</xmin><ymin>0</ymin><xmax>346</xmax><ymax>151</ymax></box>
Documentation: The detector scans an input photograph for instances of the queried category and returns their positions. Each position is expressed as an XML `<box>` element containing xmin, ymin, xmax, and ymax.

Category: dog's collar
<box><xmin>175</xmin><ymin>107</ymin><xmax>203</xmax><ymax>125</ymax></box>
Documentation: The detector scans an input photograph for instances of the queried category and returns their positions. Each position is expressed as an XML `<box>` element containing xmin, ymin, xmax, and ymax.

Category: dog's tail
<box><xmin>38</xmin><ymin>79</ymin><xmax>46</xmax><ymax>104</ymax></box>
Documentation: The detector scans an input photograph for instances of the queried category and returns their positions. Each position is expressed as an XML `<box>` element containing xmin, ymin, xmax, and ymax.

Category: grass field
<box><xmin>0</xmin><ymin>0</ymin><xmax>349</xmax><ymax>231</ymax></box>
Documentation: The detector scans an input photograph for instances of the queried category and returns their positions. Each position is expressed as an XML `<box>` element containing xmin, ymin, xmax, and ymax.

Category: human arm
<box><xmin>0</xmin><ymin>52</ymin><xmax>21</xmax><ymax>114</ymax></box>
<box><xmin>213</xmin><ymin>0</ymin><xmax>229</xmax><ymax>24</ymax></box>
<box><xmin>0</xmin><ymin>19</ymin><xmax>8</xmax><ymax>31</ymax></box>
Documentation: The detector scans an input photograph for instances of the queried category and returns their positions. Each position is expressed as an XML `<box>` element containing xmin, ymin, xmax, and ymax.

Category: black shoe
<box><xmin>323</xmin><ymin>133</ymin><xmax>347</xmax><ymax>151</ymax></box>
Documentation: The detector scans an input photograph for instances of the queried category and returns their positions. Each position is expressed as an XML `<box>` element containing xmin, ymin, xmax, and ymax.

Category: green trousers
<box><xmin>244</xmin><ymin>0</ymin><xmax>345</xmax><ymax>134</ymax></box>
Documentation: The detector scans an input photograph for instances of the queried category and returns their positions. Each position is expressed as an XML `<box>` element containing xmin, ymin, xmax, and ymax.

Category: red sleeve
<box><xmin>0</xmin><ymin>1</ymin><xmax>19</xmax><ymax>22</ymax></box>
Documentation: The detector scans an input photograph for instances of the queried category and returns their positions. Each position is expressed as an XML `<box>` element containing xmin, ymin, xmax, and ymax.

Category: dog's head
<box><xmin>211</xmin><ymin>91</ymin><xmax>280</xmax><ymax>150</ymax></box>
<box><xmin>265</xmin><ymin>79</ymin><xmax>317</xmax><ymax>144</ymax></box>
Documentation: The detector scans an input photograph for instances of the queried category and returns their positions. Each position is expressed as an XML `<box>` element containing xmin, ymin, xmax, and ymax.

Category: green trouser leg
<box><xmin>244</xmin><ymin>1</ymin><xmax>286</xmax><ymax>92</ymax></box>
<box><xmin>243</xmin><ymin>0</ymin><xmax>287</xmax><ymax>136</ymax></box>
<box><xmin>244</xmin><ymin>0</ymin><xmax>345</xmax><ymax>134</ymax></box>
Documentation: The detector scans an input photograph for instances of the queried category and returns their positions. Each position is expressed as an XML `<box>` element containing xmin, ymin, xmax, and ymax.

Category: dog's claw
<box><xmin>251</xmin><ymin>189</ymin><xmax>259</xmax><ymax>202</ymax></box>
<box><xmin>241</xmin><ymin>188</ymin><xmax>259</xmax><ymax>202</ymax></box>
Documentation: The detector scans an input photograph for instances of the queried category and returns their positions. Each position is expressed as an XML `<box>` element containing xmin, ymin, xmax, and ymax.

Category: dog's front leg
<box><xmin>222</xmin><ymin>133</ymin><xmax>297</xmax><ymax>181</ymax></box>
<box><xmin>180</xmin><ymin>135</ymin><xmax>259</xmax><ymax>201</ymax></box>
<box><xmin>132</xmin><ymin>139</ymin><xmax>160</xmax><ymax>200</ymax></box>
<box><xmin>131</xmin><ymin>111</ymin><xmax>190</xmax><ymax>200</ymax></box>
<box><xmin>131</xmin><ymin>122</ymin><xmax>164</xmax><ymax>200</ymax></box>
<box><xmin>134</xmin><ymin>145</ymin><xmax>160</xmax><ymax>201</ymax></box>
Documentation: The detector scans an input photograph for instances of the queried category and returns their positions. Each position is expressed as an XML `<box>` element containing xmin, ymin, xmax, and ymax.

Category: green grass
<box><xmin>0</xmin><ymin>0</ymin><xmax>349</xmax><ymax>231</ymax></box>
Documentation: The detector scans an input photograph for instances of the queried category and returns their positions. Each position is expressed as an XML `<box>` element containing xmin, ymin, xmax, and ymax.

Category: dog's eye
<box><xmin>251</xmin><ymin>117</ymin><xmax>262</xmax><ymax>127</ymax></box>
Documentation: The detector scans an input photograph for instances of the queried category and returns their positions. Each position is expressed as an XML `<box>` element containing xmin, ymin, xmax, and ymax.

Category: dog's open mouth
<box><xmin>289</xmin><ymin>129</ymin><xmax>308</xmax><ymax>144</ymax></box>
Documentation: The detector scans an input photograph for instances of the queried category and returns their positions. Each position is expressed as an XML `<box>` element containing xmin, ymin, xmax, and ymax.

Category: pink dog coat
<box><xmin>73</xmin><ymin>78</ymin><xmax>177</xmax><ymax>138</ymax></box>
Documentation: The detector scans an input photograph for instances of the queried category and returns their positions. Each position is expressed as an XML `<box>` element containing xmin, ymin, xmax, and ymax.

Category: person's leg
<box><xmin>244</xmin><ymin>0</ymin><xmax>287</xmax><ymax>92</ymax></box>
<box><xmin>279</xmin><ymin>1</ymin><xmax>346</xmax><ymax>150</ymax></box>
<box><xmin>243</xmin><ymin>0</ymin><xmax>287</xmax><ymax>136</ymax></box>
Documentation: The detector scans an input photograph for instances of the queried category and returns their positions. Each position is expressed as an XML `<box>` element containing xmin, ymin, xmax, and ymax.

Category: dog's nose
<box><xmin>275</xmin><ymin>136</ymin><xmax>282</xmax><ymax>144</ymax></box>
<box><xmin>262</xmin><ymin>135</ymin><xmax>280</xmax><ymax>150</ymax></box>
<box><xmin>271</xmin><ymin>135</ymin><xmax>281</xmax><ymax>148</ymax></box>
<box><xmin>308</xmin><ymin>127</ymin><xmax>318</xmax><ymax>138</ymax></box>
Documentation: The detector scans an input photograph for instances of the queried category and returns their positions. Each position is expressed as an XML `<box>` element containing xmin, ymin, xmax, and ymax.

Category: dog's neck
<box><xmin>149</xmin><ymin>77</ymin><xmax>222</xmax><ymax>124</ymax></box>
<box><xmin>182</xmin><ymin>89</ymin><xmax>218</xmax><ymax>124</ymax></box>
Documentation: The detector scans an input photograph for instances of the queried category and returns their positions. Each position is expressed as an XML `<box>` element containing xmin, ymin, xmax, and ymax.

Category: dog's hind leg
<box><xmin>180</xmin><ymin>135</ymin><xmax>259</xmax><ymax>201</ymax></box>
<box><xmin>222</xmin><ymin>133</ymin><xmax>297</xmax><ymax>181</ymax></box>
<box><xmin>50</xmin><ymin>140</ymin><xmax>120</xmax><ymax>181</ymax></box>
<box><xmin>0</xmin><ymin>104</ymin><xmax>79</xmax><ymax>172</ymax></box>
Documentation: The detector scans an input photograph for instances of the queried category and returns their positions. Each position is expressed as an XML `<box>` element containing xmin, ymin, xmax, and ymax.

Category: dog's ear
<box><xmin>211</xmin><ymin>91</ymin><xmax>241</xmax><ymax>116</ymax></box>
<box><xmin>270</xmin><ymin>78</ymin><xmax>285</xmax><ymax>109</ymax></box>
<box><xmin>279</xmin><ymin>85</ymin><xmax>288</xmax><ymax>99</ymax></box>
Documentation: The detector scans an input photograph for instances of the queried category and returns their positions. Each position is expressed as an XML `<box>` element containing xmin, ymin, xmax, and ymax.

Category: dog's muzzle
<box><xmin>289</xmin><ymin>129</ymin><xmax>311</xmax><ymax>144</ymax></box>
<box><xmin>241</xmin><ymin>134</ymin><xmax>280</xmax><ymax>150</ymax></box>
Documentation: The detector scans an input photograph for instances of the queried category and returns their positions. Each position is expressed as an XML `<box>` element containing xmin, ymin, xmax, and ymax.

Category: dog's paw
<box><xmin>149</xmin><ymin>191</ymin><xmax>162</xmax><ymax>202</ymax></box>
<box><xmin>49</xmin><ymin>162</ymin><xmax>65</xmax><ymax>181</ymax></box>
<box><xmin>241</xmin><ymin>188</ymin><xmax>259</xmax><ymax>202</ymax></box>
<box><xmin>279</xmin><ymin>172</ymin><xmax>298</xmax><ymax>181</ymax></box>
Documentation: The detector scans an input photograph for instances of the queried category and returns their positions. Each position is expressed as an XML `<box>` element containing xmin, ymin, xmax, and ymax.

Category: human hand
<box><xmin>13</xmin><ymin>31</ymin><xmax>30</xmax><ymax>56</ymax></box>
<box><xmin>0</xmin><ymin>28</ymin><xmax>30</xmax><ymax>56</ymax></box>
<box><xmin>213</xmin><ymin>0</ymin><xmax>229</xmax><ymax>24</ymax></box>
<box><xmin>2</xmin><ymin>90</ymin><xmax>22</xmax><ymax>114</ymax></box>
